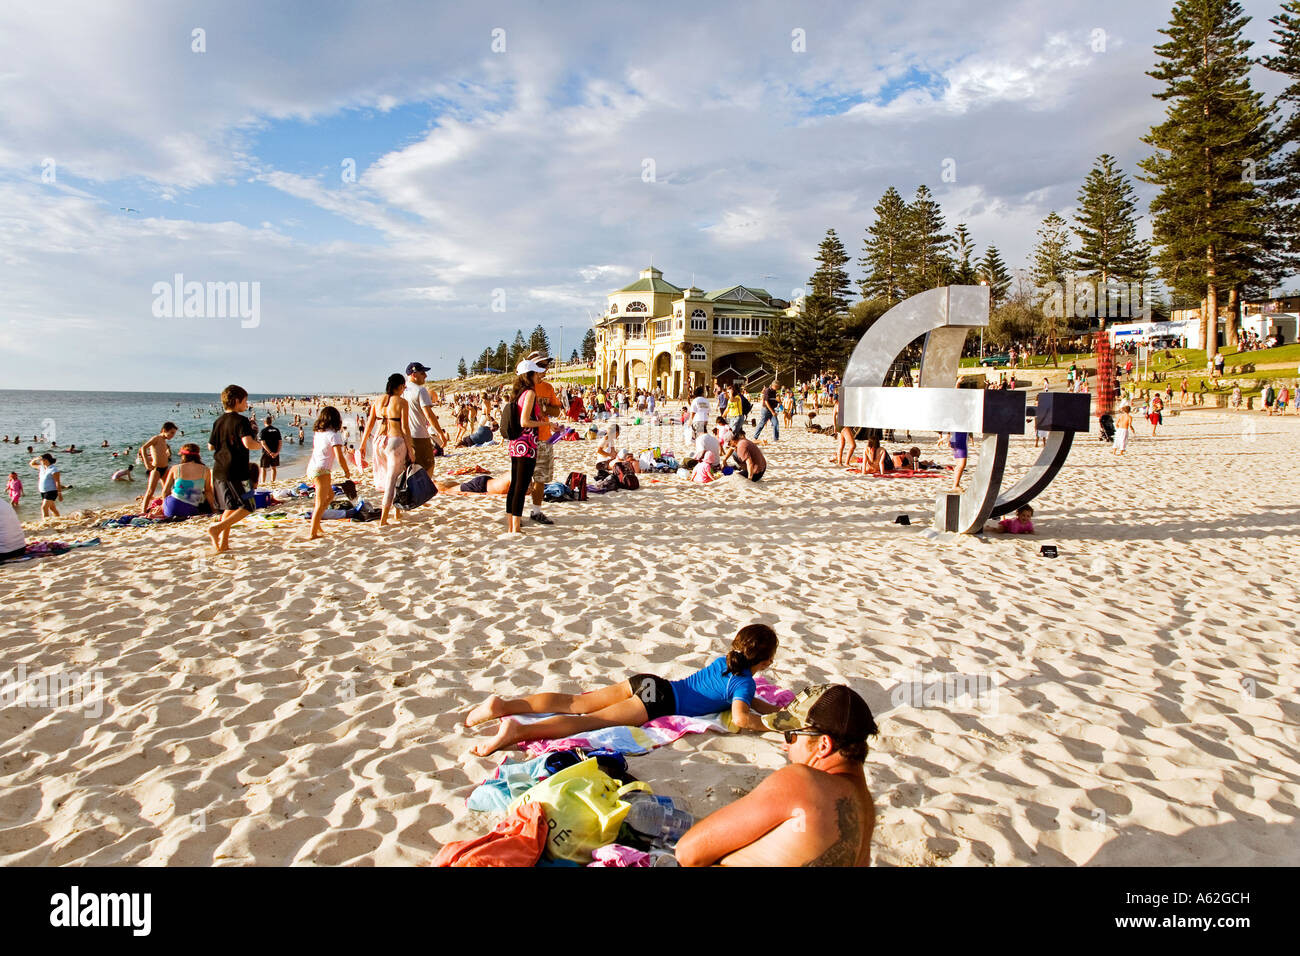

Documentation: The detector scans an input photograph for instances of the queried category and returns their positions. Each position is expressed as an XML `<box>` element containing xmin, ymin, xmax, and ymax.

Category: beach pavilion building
<box><xmin>592</xmin><ymin>266</ymin><xmax>801</xmax><ymax>398</ymax></box>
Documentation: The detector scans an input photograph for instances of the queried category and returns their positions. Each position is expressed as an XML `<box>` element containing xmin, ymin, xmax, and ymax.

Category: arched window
<box><xmin>690</xmin><ymin>344</ymin><xmax>707</xmax><ymax>362</ymax></box>
<box><xmin>690</xmin><ymin>309</ymin><xmax>707</xmax><ymax>331</ymax></box>
<box><xmin>625</xmin><ymin>301</ymin><xmax>648</xmax><ymax>313</ymax></box>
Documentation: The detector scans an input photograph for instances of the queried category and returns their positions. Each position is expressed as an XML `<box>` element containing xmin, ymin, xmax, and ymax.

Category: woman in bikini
<box><xmin>359</xmin><ymin>373</ymin><xmax>415</xmax><ymax>526</ymax></box>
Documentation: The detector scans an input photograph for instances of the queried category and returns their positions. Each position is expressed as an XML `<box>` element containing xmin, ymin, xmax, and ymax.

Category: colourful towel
<box><xmin>514</xmin><ymin>676</ymin><xmax>795</xmax><ymax>757</ymax></box>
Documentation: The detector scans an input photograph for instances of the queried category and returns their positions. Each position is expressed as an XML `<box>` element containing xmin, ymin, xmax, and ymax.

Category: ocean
<box><xmin>0</xmin><ymin>390</ymin><xmax>363</xmax><ymax>519</ymax></box>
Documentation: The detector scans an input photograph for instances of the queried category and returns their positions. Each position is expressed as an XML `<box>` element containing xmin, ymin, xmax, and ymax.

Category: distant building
<box><xmin>593</xmin><ymin>266</ymin><xmax>800</xmax><ymax>397</ymax></box>
<box><xmin>1170</xmin><ymin>299</ymin><xmax>1297</xmax><ymax>348</ymax></box>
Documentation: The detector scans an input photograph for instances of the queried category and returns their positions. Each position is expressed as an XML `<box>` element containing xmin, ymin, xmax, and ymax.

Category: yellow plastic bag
<box><xmin>510</xmin><ymin>759</ymin><xmax>649</xmax><ymax>863</ymax></box>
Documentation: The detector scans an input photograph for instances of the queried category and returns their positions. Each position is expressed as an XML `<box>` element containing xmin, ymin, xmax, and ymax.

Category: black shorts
<box><xmin>41</xmin><ymin>490</ymin><xmax>58</xmax><ymax>501</ymax></box>
<box><xmin>260</xmin><ymin>452</ymin><xmax>280</xmax><ymax>468</ymax></box>
<box><xmin>628</xmin><ymin>674</ymin><xmax>676</xmax><ymax>721</ymax></box>
<box><xmin>460</xmin><ymin>474</ymin><xmax>489</xmax><ymax>494</ymax></box>
<box><xmin>749</xmin><ymin>469</ymin><xmax>765</xmax><ymax>483</ymax></box>
<box><xmin>213</xmin><ymin>479</ymin><xmax>256</xmax><ymax>513</ymax></box>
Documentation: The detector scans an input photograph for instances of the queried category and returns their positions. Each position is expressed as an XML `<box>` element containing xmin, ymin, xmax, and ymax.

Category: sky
<box><xmin>0</xmin><ymin>0</ymin><xmax>1291</xmax><ymax>393</ymax></box>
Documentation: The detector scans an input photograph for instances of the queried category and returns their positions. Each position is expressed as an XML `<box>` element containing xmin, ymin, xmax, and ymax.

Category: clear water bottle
<box><xmin>627</xmin><ymin>797</ymin><xmax>694</xmax><ymax>845</ymax></box>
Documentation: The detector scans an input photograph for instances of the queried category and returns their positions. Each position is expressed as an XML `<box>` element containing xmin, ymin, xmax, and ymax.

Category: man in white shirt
<box><xmin>689</xmin><ymin>386</ymin><xmax>712</xmax><ymax>437</ymax></box>
<box><xmin>694</xmin><ymin>429</ymin><xmax>721</xmax><ymax>462</ymax></box>
<box><xmin>404</xmin><ymin>361</ymin><xmax>449</xmax><ymax>474</ymax></box>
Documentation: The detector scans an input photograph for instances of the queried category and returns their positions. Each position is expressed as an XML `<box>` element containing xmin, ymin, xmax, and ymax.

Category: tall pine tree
<box><xmin>1258</xmin><ymin>4</ymin><xmax>1300</xmax><ymax>304</ymax></box>
<box><xmin>978</xmin><ymin>246</ymin><xmax>1012</xmax><ymax>307</ymax></box>
<box><xmin>509</xmin><ymin>330</ymin><xmax>528</xmax><ymax>367</ymax></box>
<box><xmin>859</xmin><ymin>187</ymin><xmax>909</xmax><ymax>303</ymax></box>
<box><xmin>457</xmin><ymin>357</ymin><xmax>467</xmax><ymax>379</ymax></box>
<box><xmin>528</xmin><ymin>324</ymin><xmax>551</xmax><ymax>357</ymax></box>
<box><xmin>1072</xmin><ymin>154</ymin><xmax>1150</xmax><ymax>323</ymax></box>
<box><xmin>900</xmin><ymin>185</ymin><xmax>953</xmax><ymax>297</ymax></box>
<box><xmin>952</xmin><ymin>223</ymin><xmax>979</xmax><ymax>285</ymax></box>
<box><xmin>1032</xmin><ymin>212</ymin><xmax>1074</xmax><ymax>364</ymax></box>
<box><xmin>810</xmin><ymin>228</ymin><xmax>853</xmax><ymax>314</ymax></box>
<box><xmin>581</xmin><ymin>327</ymin><xmax>597</xmax><ymax>362</ymax></box>
<box><xmin>1140</xmin><ymin>0</ymin><xmax>1274</xmax><ymax>358</ymax></box>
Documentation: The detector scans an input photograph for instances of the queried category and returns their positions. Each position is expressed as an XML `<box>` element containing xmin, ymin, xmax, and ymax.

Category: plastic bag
<box><xmin>509</xmin><ymin>758</ymin><xmax>648</xmax><ymax>862</ymax></box>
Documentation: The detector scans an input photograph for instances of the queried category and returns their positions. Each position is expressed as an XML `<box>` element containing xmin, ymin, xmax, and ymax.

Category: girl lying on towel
<box><xmin>465</xmin><ymin>623</ymin><xmax>780</xmax><ymax>756</ymax></box>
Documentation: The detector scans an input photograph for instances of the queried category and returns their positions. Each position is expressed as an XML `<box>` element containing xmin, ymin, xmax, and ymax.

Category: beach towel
<box><xmin>2</xmin><ymin>538</ymin><xmax>101</xmax><ymax>563</ymax></box>
<box><xmin>515</xmin><ymin>677</ymin><xmax>795</xmax><ymax>757</ymax></box>
<box><xmin>864</xmin><ymin>469</ymin><xmax>947</xmax><ymax>479</ymax></box>
<box><xmin>448</xmin><ymin>465</ymin><xmax>491</xmax><ymax>477</ymax></box>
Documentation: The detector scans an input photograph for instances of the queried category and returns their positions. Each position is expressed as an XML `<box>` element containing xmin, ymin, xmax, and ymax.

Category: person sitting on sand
<box><xmin>466</xmin><ymin>623</ymin><xmax>781</xmax><ymax>757</ymax></box>
<box><xmin>724</xmin><ymin>429</ymin><xmax>766</xmax><ymax>482</ymax></box>
<box><xmin>594</xmin><ymin>424</ymin><xmax>619</xmax><ymax>468</ymax></box>
<box><xmin>0</xmin><ymin>489</ymin><xmax>26</xmax><ymax>559</ymax></box>
<box><xmin>434</xmin><ymin>474</ymin><xmax>511</xmax><ymax>496</ymax></box>
<box><xmin>984</xmin><ymin>505</ymin><xmax>1034</xmax><ymax>534</ymax></box>
<box><xmin>675</xmin><ymin>684</ymin><xmax>878</xmax><ymax>867</ymax></box>
<box><xmin>858</xmin><ymin>436</ymin><xmax>888</xmax><ymax>475</ymax></box>
<box><xmin>692</xmin><ymin>449</ymin><xmax>718</xmax><ymax>483</ymax></box>
<box><xmin>161</xmin><ymin>444</ymin><xmax>216</xmax><ymax>518</ymax></box>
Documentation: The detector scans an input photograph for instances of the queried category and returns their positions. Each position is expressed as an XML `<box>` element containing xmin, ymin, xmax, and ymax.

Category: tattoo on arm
<box><xmin>802</xmin><ymin>797</ymin><xmax>861</xmax><ymax>867</ymax></box>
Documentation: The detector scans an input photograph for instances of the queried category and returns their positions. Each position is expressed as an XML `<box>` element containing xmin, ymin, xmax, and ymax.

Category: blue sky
<box><xmin>0</xmin><ymin>1</ymin><xmax>1290</xmax><ymax>392</ymax></box>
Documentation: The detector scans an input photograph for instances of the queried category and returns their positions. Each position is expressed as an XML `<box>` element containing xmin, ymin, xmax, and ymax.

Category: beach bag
<box><xmin>394</xmin><ymin>464</ymin><xmax>436</xmax><ymax>510</ymax></box>
<box><xmin>613</xmin><ymin>461</ymin><xmax>639</xmax><ymax>490</ymax></box>
<box><xmin>509</xmin><ymin>759</ymin><xmax>650</xmax><ymax>863</ymax></box>
<box><xmin>566</xmin><ymin>471</ymin><xmax>588</xmax><ymax>501</ymax></box>
<box><xmin>543</xmin><ymin>481</ymin><xmax>571</xmax><ymax>502</ymax></box>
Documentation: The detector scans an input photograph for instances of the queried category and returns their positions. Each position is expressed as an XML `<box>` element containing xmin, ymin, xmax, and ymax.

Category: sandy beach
<box><xmin>2</xmin><ymin>405</ymin><xmax>1298</xmax><ymax>866</ymax></box>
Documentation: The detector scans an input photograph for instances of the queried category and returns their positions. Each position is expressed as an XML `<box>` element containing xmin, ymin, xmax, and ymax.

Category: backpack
<box><xmin>740</xmin><ymin>393</ymin><xmax>753</xmax><ymax>416</ymax></box>
<box><xmin>395</xmin><ymin>464</ymin><xmax>436</xmax><ymax>510</ymax></box>
<box><xmin>502</xmin><ymin>397</ymin><xmax>523</xmax><ymax>441</ymax></box>
<box><xmin>543</xmin><ymin>481</ymin><xmax>571</xmax><ymax>502</ymax></box>
<box><xmin>566</xmin><ymin>471</ymin><xmax>588</xmax><ymax>501</ymax></box>
<box><xmin>612</xmin><ymin>461</ymin><xmax>639</xmax><ymax>490</ymax></box>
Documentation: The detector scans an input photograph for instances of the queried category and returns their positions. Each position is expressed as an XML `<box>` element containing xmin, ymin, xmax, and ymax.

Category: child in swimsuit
<box><xmin>466</xmin><ymin>623</ymin><xmax>781</xmax><ymax>756</ymax></box>
<box><xmin>162</xmin><ymin>444</ymin><xmax>215</xmax><ymax>518</ymax></box>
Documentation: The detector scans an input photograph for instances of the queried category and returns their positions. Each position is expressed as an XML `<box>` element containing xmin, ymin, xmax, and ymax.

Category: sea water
<box><xmin>0</xmin><ymin>390</ymin><xmax>360</xmax><ymax>519</ymax></box>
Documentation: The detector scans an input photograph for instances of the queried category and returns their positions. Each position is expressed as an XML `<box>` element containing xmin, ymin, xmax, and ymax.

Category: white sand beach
<box><xmin>2</xmin><ymin>406</ymin><xmax>1298</xmax><ymax>866</ymax></box>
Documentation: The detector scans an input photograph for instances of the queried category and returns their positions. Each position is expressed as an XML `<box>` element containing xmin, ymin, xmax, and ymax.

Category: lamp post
<box><xmin>979</xmin><ymin>279</ymin><xmax>988</xmax><ymax>359</ymax></box>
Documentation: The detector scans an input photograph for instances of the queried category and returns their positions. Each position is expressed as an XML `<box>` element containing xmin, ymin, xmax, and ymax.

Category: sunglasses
<box><xmin>783</xmin><ymin>730</ymin><xmax>822</xmax><ymax>745</ymax></box>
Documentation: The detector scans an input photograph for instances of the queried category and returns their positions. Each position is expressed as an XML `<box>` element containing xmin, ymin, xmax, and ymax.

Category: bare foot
<box><xmin>207</xmin><ymin>527</ymin><xmax>223</xmax><ymax>554</ymax></box>
<box><xmin>470</xmin><ymin>718</ymin><xmax>520</xmax><ymax>757</ymax></box>
<box><xmin>465</xmin><ymin>694</ymin><xmax>508</xmax><ymax>727</ymax></box>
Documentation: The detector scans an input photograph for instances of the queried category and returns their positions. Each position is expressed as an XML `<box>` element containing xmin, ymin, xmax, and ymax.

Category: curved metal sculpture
<box><xmin>840</xmin><ymin>286</ymin><xmax>1089</xmax><ymax>534</ymax></box>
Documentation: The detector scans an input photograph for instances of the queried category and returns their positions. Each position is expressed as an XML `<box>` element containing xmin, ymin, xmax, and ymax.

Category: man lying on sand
<box><xmin>434</xmin><ymin>474</ymin><xmax>511</xmax><ymax>496</ymax></box>
<box><xmin>676</xmin><ymin>684</ymin><xmax>877</xmax><ymax>867</ymax></box>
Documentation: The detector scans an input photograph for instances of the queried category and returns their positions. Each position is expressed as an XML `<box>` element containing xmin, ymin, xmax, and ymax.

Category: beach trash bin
<box><xmin>253</xmin><ymin>490</ymin><xmax>273</xmax><ymax>508</ymax></box>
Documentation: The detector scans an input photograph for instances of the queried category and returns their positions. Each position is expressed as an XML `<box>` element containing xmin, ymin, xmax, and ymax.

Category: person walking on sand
<box><xmin>29</xmin><ymin>453</ymin><xmax>64</xmax><ymax>518</ymax></box>
<box><xmin>359</xmin><ymin>373</ymin><xmax>415</xmax><ymax>527</ymax></box>
<box><xmin>522</xmin><ymin>351</ymin><xmax>561</xmax><ymax>526</ymax></box>
<box><xmin>948</xmin><ymin>431</ymin><xmax>968</xmax><ymax>491</ymax></box>
<box><xmin>1113</xmin><ymin>405</ymin><xmax>1133</xmax><ymax>456</ymax></box>
<box><xmin>137</xmin><ymin>422</ymin><xmax>178</xmax><ymax>513</ymax></box>
<box><xmin>466</xmin><ymin>623</ymin><xmax>781</xmax><ymax>756</ymax></box>
<box><xmin>1147</xmin><ymin>393</ymin><xmax>1163</xmax><ymax>436</ymax></box>
<box><xmin>207</xmin><ymin>385</ymin><xmax>265</xmax><ymax>553</ymax></box>
<box><xmin>302</xmin><ymin>406</ymin><xmax>353</xmax><ymax>540</ymax></box>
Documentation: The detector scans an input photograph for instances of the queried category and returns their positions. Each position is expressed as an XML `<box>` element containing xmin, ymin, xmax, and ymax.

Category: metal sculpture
<box><xmin>840</xmin><ymin>286</ymin><xmax>1089</xmax><ymax>534</ymax></box>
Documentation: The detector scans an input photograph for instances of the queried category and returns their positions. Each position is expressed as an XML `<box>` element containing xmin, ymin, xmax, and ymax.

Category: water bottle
<box><xmin>627</xmin><ymin>796</ymin><xmax>694</xmax><ymax>844</ymax></box>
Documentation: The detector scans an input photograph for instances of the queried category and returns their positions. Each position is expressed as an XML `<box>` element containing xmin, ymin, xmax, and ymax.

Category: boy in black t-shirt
<box><xmin>207</xmin><ymin>384</ymin><xmax>263</xmax><ymax>553</ymax></box>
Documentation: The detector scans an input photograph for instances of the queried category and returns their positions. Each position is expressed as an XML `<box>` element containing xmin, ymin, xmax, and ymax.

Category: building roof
<box><xmin>614</xmin><ymin>276</ymin><xmax>685</xmax><ymax>295</ymax></box>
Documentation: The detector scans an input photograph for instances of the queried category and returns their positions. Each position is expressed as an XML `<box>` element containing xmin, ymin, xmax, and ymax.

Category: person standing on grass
<box><xmin>303</xmin><ymin>407</ymin><xmax>352</xmax><ymax>540</ymax></box>
<box><xmin>207</xmin><ymin>385</ymin><xmax>263</xmax><ymax>553</ymax></box>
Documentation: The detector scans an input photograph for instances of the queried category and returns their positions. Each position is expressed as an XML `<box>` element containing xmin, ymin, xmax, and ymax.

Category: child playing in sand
<box><xmin>466</xmin><ymin>623</ymin><xmax>781</xmax><ymax>757</ymax></box>
<box><xmin>984</xmin><ymin>505</ymin><xmax>1034</xmax><ymax>534</ymax></box>
<box><xmin>304</xmin><ymin>406</ymin><xmax>353</xmax><ymax>540</ymax></box>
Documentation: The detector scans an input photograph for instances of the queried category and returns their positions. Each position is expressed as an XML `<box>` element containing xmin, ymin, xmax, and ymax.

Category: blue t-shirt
<box><xmin>670</xmin><ymin>657</ymin><xmax>756</xmax><ymax>717</ymax></box>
